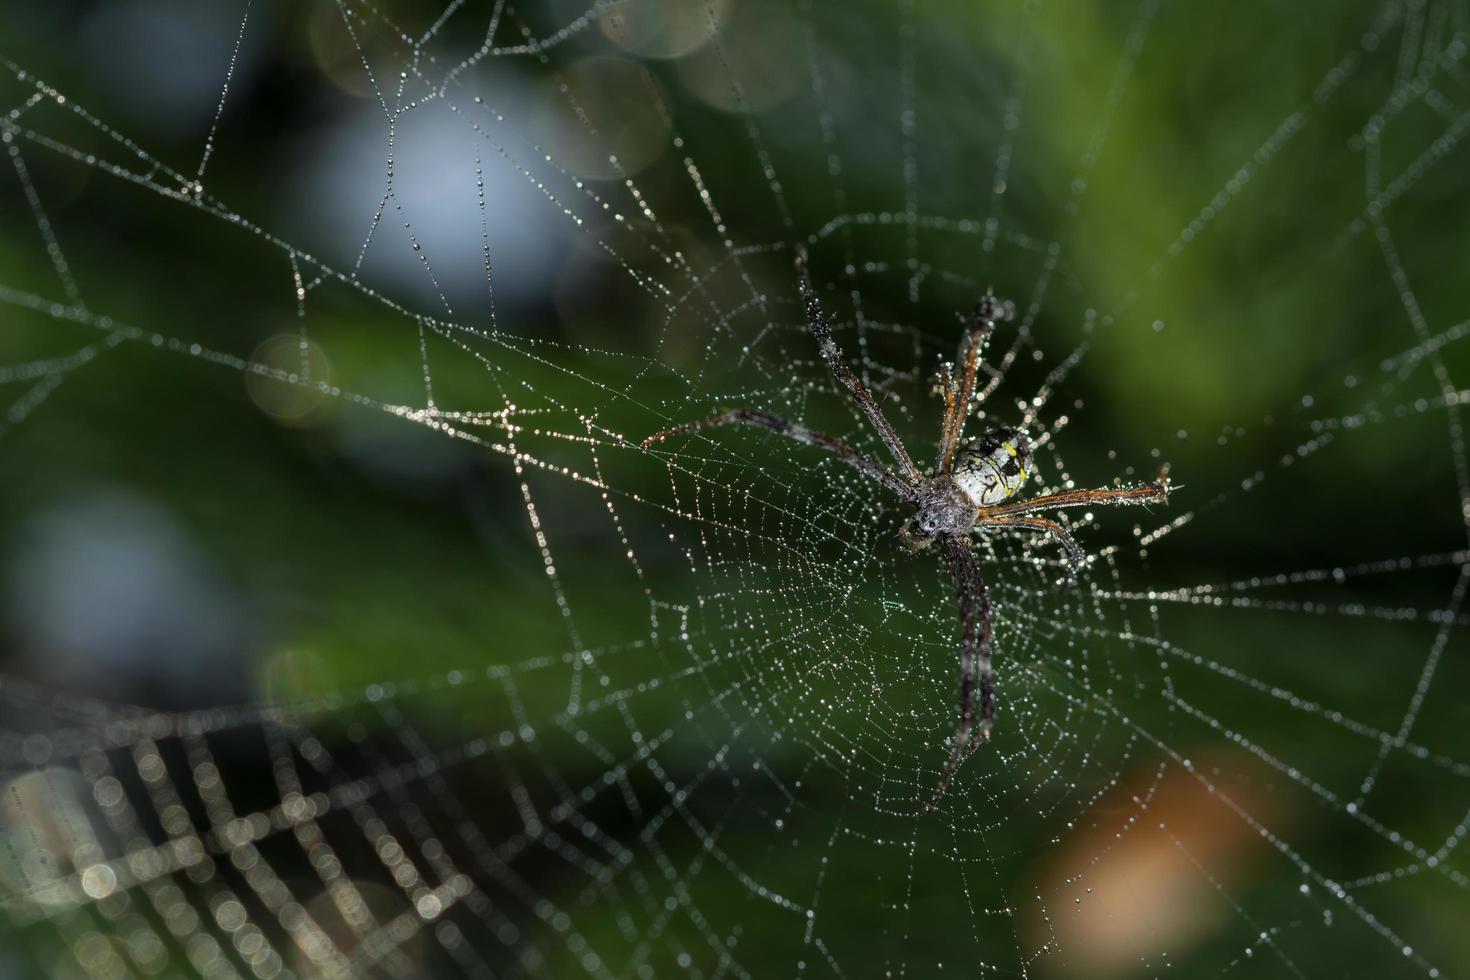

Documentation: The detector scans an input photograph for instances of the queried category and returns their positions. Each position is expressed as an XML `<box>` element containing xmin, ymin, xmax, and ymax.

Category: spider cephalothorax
<box><xmin>643</xmin><ymin>257</ymin><xmax>1170</xmax><ymax>810</ymax></box>
<box><xmin>901</xmin><ymin>477</ymin><xmax>975</xmax><ymax>550</ymax></box>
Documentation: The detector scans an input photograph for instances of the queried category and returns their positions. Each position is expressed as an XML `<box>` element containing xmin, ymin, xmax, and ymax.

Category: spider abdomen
<box><xmin>953</xmin><ymin>427</ymin><xmax>1033</xmax><ymax>506</ymax></box>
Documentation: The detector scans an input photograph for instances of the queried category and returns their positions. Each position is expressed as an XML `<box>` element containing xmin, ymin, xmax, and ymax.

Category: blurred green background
<box><xmin>2</xmin><ymin>1</ymin><xmax>1469</xmax><ymax>977</ymax></box>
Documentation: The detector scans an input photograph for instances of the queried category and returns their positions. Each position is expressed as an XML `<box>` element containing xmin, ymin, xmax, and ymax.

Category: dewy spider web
<box><xmin>1</xmin><ymin>0</ymin><xmax>1469</xmax><ymax>977</ymax></box>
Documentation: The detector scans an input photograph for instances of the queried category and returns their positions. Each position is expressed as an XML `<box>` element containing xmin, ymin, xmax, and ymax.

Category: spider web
<box><xmin>2</xmin><ymin>0</ymin><xmax>1469</xmax><ymax>976</ymax></box>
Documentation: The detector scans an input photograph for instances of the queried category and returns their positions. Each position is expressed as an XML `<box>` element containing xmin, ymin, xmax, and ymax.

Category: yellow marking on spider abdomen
<box><xmin>1003</xmin><ymin>442</ymin><xmax>1028</xmax><ymax>480</ymax></box>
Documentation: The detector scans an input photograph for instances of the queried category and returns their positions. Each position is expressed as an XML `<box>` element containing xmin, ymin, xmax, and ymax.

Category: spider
<box><xmin>642</xmin><ymin>257</ymin><xmax>1171</xmax><ymax>811</ymax></box>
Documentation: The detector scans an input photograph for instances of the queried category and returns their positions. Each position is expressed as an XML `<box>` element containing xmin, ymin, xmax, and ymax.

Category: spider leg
<box><xmin>933</xmin><ymin>364</ymin><xmax>956</xmax><ymax>430</ymax></box>
<box><xmin>978</xmin><ymin>480</ymin><xmax>1169</xmax><ymax>520</ymax></box>
<box><xmin>980</xmin><ymin>515</ymin><xmax>1085</xmax><ymax>577</ymax></box>
<box><xmin>641</xmin><ymin>406</ymin><xmax>916</xmax><ymax>501</ymax></box>
<box><xmin>796</xmin><ymin>256</ymin><xmax>923</xmax><ymax>486</ymax></box>
<box><xmin>935</xmin><ymin>292</ymin><xmax>1009</xmax><ymax>475</ymax></box>
<box><xmin>927</xmin><ymin>533</ymin><xmax>994</xmax><ymax>812</ymax></box>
